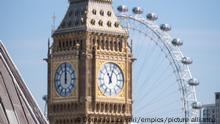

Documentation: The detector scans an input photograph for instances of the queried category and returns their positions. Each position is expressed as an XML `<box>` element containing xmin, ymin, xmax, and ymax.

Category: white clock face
<box><xmin>98</xmin><ymin>62</ymin><xmax>124</xmax><ymax>96</ymax></box>
<box><xmin>55</xmin><ymin>63</ymin><xmax>76</xmax><ymax>97</ymax></box>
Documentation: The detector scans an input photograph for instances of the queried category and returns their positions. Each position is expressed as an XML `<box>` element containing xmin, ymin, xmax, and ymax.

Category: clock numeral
<box><xmin>101</xmin><ymin>70</ymin><xmax>105</xmax><ymax>75</ymax></box>
<box><xmin>110</xmin><ymin>89</ymin><xmax>113</xmax><ymax>96</ymax></box>
<box><xmin>116</xmin><ymin>72</ymin><xmax>122</xmax><ymax>76</ymax></box>
<box><xmin>104</xmin><ymin>65</ymin><xmax>108</xmax><ymax>72</ymax></box>
<box><xmin>99</xmin><ymin>83</ymin><xmax>105</xmax><ymax>88</ymax></box>
<box><xmin>117</xmin><ymin>79</ymin><xmax>123</xmax><ymax>82</ymax></box>
<box><xmin>114</xmin><ymin>88</ymin><xmax>117</xmax><ymax>94</ymax></box>
<box><xmin>71</xmin><ymin>71</ymin><xmax>75</xmax><ymax>75</ymax></box>
<box><xmin>57</xmin><ymin>83</ymin><xmax>61</xmax><ymax>87</ymax></box>
<box><xmin>104</xmin><ymin>87</ymin><xmax>108</xmax><ymax>93</ymax></box>
<box><xmin>98</xmin><ymin>77</ymin><xmax>104</xmax><ymax>80</ymax></box>
<box><xmin>116</xmin><ymin>84</ymin><xmax>122</xmax><ymax>89</ymax></box>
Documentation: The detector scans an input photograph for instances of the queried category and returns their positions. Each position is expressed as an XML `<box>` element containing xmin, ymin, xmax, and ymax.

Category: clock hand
<box><xmin>108</xmin><ymin>70</ymin><xmax>114</xmax><ymax>84</ymax></box>
<box><xmin>65</xmin><ymin>63</ymin><xmax>67</xmax><ymax>84</ymax></box>
<box><xmin>110</xmin><ymin>68</ymin><xmax>115</xmax><ymax>79</ymax></box>
<box><xmin>110</xmin><ymin>69</ymin><xmax>114</xmax><ymax>79</ymax></box>
<box><xmin>107</xmin><ymin>73</ymin><xmax>112</xmax><ymax>84</ymax></box>
<box><xmin>109</xmin><ymin>79</ymin><xmax>112</xmax><ymax>84</ymax></box>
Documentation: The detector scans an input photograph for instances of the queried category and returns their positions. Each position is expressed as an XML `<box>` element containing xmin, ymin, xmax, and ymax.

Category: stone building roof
<box><xmin>0</xmin><ymin>41</ymin><xmax>48</xmax><ymax>124</ymax></box>
<box><xmin>53</xmin><ymin>0</ymin><xmax>127</xmax><ymax>35</ymax></box>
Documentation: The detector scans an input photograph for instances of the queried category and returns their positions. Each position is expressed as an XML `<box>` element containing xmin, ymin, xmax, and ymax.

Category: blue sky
<box><xmin>0</xmin><ymin>0</ymin><xmax>220</xmax><ymax>112</ymax></box>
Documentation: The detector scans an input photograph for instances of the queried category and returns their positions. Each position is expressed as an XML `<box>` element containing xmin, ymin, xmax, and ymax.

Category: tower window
<box><xmin>66</xmin><ymin>41</ymin><xmax>69</xmax><ymax>47</ymax></box>
<box><xmin>62</xmin><ymin>42</ymin><xmax>65</xmax><ymax>48</ymax></box>
<box><xmin>67</xmin><ymin>104</ymin><xmax>70</xmax><ymax>111</ymax></box>
<box><xmin>75</xmin><ymin>10</ymin><xmax>80</xmax><ymax>16</ymax></box>
<box><xmin>107</xmin><ymin>11</ymin><xmax>112</xmax><ymax>17</ymax></box>
<box><xmin>119</xmin><ymin>42</ymin><xmax>122</xmax><ymax>52</ymax></box>
<box><xmin>101</xmin><ymin>40</ymin><xmax>104</xmax><ymax>49</ymax></box>
<box><xmin>73</xmin><ymin>40</ymin><xmax>76</xmax><ymax>46</ymax></box>
<box><xmin>98</xmin><ymin>20</ymin><xmax>103</xmax><ymax>26</ymax></box>
<box><xmin>58</xmin><ymin>41</ymin><xmax>61</xmax><ymax>48</ymax></box>
<box><xmin>107</xmin><ymin>21</ymin><xmax>112</xmax><ymax>27</ymax></box>
<box><xmin>80</xmin><ymin>40</ymin><xmax>83</xmax><ymax>50</ymax></box>
<box><xmin>100</xmin><ymin>10</ymin><xmax>104</xmax><ymax>16</ymax></box>
<box><xmin>110</xmin><ymin>41</ymin><xmax>113</xmax><ymax>50</ymax></box>
<box><xmin>53</xmin><ymin>104</ymin><xmax>56</xmax><ymax>112</ymax></box>
<box><xmin>115</xmin><ymin>22</ymin><xmax>120</xmax><ymax>28</ymax></box>
<box><xmin>68</xmin><ymin>10</ymin><xmax>73</xmax><ymax>17</ymax></box>
<box><xmin>61</xmin><ymin>22</ymin><xmax>66</xmax><ymax>28</ymax></box>
<box><xmin>63</xmin><ymin>119</ymin><xmax>66</xmax><ymax>124</ymax></box>
<box><xmin>92</xmin><ymin>9</ymin><xmax>97</xmax><ymax>15</ymax></box>
<box><xmin>122</xmin><ymin>105</ymin><xmax>126</xmax><ymax>113</ymax></box>
<box><xmin>114</xmin><ymin>42</ymin><xmax>117</xmax><ymax>51</ymax></box>
<box><xmin>68</xmin><ymin>21</ymin><xmax>72</xmax><ymax>27</ymax></box>
<box><xmin>109</xmin><ymin>104</ymin><xmax>112</xmax><ymax>113</ymax></box>
<box><xmin>217</xmin><ymin>94</ymin><xmax>219</xmax><ymax>99</ymax></box>
<box><xmin>96</xmin><ymin>103</ymin><xmax>100</xmax><ymax>112</ymax></box>
<box><xmin>75</xmin><ymin>20</ymin><xmax>79</xmax><ymax>26</ymax></box>
<box><xmin>90</xmin><ymin>19</ymin><xmax>95</xmax><ymax>25</ymax></box>
<box><xmin>101</xmin><ymin>103</ymin><xmax>104</xmax><ymax>112</ymax></box>
<box><xmin>105</xmin><ymin>104</ymin><xmax>108</xmax><ymax>112</ymax></box>
<box><xmin>97</xmin><ymin>40</ymin><xmax>100</xmax><ymax>49</ymax></box>
<box><xmin>80</xmin><ymin>9</ymin><xmax>84</xmax><ymax>15</ymax></box>
<box><xmin>55</xmin><ymin>120</ymin><xmax>58</xmax><ymax>124</ymax></box>
<box><xmin>114</xmin><ymin>104</ymin><xmax>117</xmax><ymax>113</ymax></box>
<box><xmin>92</xmin><ymin>39</ymin><xmax>95</xmax><ymax>45</ymax></box>
<box><xmin>106</xmin><ymin>40</ymin><xmax>109</xmax><ymax>50</ymax></box>
<box><xmin>63</xmin><ymin>104</ymin><xmax>67</xmax><ymax>111</ymax></box>
<box><xmin>118</xmin><ymin>104</ymin><xmax>121</xmax><ymax>113</ymax></box>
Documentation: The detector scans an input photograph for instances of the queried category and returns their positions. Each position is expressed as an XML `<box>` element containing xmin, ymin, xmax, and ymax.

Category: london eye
<box><xmin>116</xmin><ymin>5</ymin><xmax>202</xmax><ymax>124</ymax></box>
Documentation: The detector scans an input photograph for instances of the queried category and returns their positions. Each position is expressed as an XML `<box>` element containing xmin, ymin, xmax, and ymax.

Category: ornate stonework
<box><xmin>47</xmin><ymin>0</ymin><xmax>133</xmax><ymax>124</ymax></box>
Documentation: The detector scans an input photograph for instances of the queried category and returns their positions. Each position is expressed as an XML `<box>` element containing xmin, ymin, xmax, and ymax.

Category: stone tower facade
<box><xmin>47</xmin><ymin>0</ymin><xmax>133</xmax><ymax>124</ymax></box>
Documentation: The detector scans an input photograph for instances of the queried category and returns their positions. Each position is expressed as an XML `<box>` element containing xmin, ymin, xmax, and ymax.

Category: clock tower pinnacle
<box><xmin>47</xmin><ymin>0</ymin><xmax>133</xmax><ymax>124</ymax></box>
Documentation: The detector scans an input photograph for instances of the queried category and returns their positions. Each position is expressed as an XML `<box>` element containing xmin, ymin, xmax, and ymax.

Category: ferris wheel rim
<box><xmin>117</xmin><ymin>14</ymin><xmax>200</xmax><ymax>122</ymax></box>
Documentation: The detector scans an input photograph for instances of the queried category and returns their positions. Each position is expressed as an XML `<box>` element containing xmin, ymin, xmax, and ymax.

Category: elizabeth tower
<box><xmin>47</xmin><ymin>0</ymin><xmax>133</xmax><ymax>123</ymax></box>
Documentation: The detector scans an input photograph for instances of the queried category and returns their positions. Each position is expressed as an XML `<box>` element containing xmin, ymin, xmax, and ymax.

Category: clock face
<box><xmin>55</xmin><ymin>63</ymin><xmax>76</xmax><ymax>97</ymax></box>
<box><xmin>98</xmin><ymin>62</ymin><xmax>124</xmax><ymax>96</ymax></box>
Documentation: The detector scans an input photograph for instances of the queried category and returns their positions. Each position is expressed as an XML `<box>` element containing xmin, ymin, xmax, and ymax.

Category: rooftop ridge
<box><xmin>0</xmin><ymin>40</ymin><xmax>48</xmax><ymax>124</ymax></box>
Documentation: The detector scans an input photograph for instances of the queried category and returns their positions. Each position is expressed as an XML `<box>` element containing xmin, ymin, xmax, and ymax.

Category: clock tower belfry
<box><xmin>47</xmin><ymin>0</ymin><xmax>133</xmax><ymax>124</ymax></box>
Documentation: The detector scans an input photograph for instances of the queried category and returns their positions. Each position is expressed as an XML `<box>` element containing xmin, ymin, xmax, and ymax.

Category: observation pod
<box><xmin>160</xmin><ymin>24</ymin><xmax>171</xmax><ymax>31</ymax></box>
<box><xmin>188</xmin><ymin>78</ymin><xmax>200</xmax><ymax>86</ymax></box>
<box><xmin>147</xmin><ymin>13</ymin><xmax>158</xmax><ymax>21</ymax></box>
<box><xmin>192</xmin><ymin>102</ymin><xmax>202</xmax><ymax>109</ymax></box>
<box><xmin>172</xmin><ymin>38</ymin><xmax>183</xmax><ymax>46</ymax></box>
<box><xmin>42</xmin><ymin>95</ymin><xmax>48</xmax><ymax>102</ymax></box>
<box><xmin>117</xmin><ymin>5</ymin><xmax>128</xmax><ymax>13</ymax></box>
<box><xmin>181</xmin><ymin>57</ymin><xmax>193</xmax><ymax>65</ymax></box>
<box><xmin>132</xmin><ymin>7</ymin><xmax>144</xmax><ymax>14</ymax></box>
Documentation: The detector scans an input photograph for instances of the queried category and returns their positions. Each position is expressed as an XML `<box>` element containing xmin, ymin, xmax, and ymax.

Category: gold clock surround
<box><xmin>96</xmin><ymin>60</ymin><xmax>126</xmax><ymax>98</ymax></box>
<box><xmin>51</xmin><ymin>60</ymin><xmax>79</xmax><ymax>101</ymax></box>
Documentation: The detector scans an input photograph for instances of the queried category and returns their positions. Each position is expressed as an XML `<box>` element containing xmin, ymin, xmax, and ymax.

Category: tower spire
<box><xmin>51</xmin><ymin>13</ymin><xmax>56</xmax><ymax>34</ymax></box>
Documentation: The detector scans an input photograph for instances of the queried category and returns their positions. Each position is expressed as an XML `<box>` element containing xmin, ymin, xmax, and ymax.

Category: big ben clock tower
<box><xmin>47</xmin><ymin>0</ymin><xmax>133</xmax><ymax>123</ymax></box>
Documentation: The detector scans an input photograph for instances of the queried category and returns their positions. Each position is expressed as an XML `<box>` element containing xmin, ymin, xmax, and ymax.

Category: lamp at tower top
<box><xmin>68</xmin><ymin>0</ymin><xmax>112</xmax><ymax>4</ymax></box>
